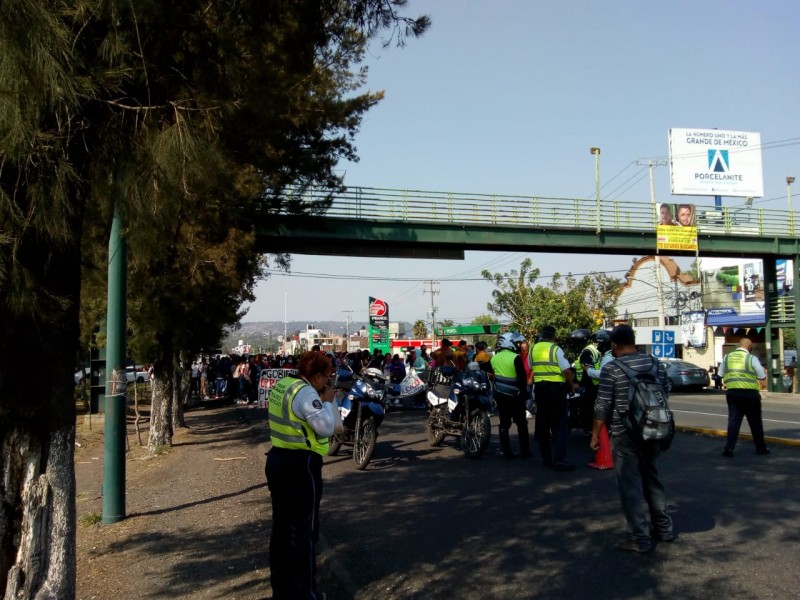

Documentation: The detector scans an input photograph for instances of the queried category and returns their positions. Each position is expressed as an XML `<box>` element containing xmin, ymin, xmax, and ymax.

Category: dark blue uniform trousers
<box><xmin>266</xmin><ymin>446</ymin><xmax>324</xmax><ymax>600</ymax></box>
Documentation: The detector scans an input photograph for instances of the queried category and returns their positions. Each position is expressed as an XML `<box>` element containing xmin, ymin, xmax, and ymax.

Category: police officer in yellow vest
<box><xmin>490</xmin><ymin>332</ymin><xmax>531</xmax><ymax>459</ymax></box>
<box><xmin>581</xmin><ymin>330</ymin><xmax>613</xmax><ymax>433</ymax></box>
<box><xmin>718</xmin><ymin>338</ymin><xmax>769</xmax><ymax>457</ymax></box>
<box><xmin>531</xmin><ymin>325</ymin><xmax>577</xmax><ymax>471</ymax></box>
<box><xmin>266</xmin><ymin>351</ymin><xmax>339</xmax><ymax>600</ymax></box>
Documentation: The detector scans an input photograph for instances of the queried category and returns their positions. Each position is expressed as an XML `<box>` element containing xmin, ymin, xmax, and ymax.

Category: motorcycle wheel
<box><xmin>328</xmin><ymin>436</ymin><xmax>342</xmax><ymax>456</ymax></box>
<box><xmin>426</xmin><ymin>410</ymin><xmax>446</xmax><ymax>446</ymax></box>
<box><xmin>353</xmin><ymin>416</ymin><xmax>377</xmax><ymax>470</ymax></box>
<box><xmin>461</xmin><ymin>409</ymin><xmax>491</xmax><ymax>459</ymax></box>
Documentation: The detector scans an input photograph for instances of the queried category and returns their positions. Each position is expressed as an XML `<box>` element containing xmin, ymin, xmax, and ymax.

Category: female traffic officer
<box><xmin>266</xmin><ymin>351</ymin><xmax>338</xmax><ymax>600</ymax></box>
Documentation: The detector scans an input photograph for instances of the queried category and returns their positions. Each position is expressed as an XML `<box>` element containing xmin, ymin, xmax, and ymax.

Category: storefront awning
<box><xmin>707</xmin><ymin>313</ymin><xmax>765</xmax><ymax>326</ymax></box>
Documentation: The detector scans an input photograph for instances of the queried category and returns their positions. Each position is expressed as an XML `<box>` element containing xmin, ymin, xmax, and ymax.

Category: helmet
<box><xmin>362</xmin><ymin>367</ymin><xmax>387</xmax><ymax>388</ymax></box>
<box><xmin>591</xmin><ymin>329</ymin><xmax>612</xmax><ymax>352</ymax></box>
<box><xmin>567</xmin><ymin>329</ymin><xmax>591</xmax><ymax>345</ymax></box>
<box><xmin>497</xmin><ymin>332</ymin><xmax>526</xmax><ymax>352</ymax></box>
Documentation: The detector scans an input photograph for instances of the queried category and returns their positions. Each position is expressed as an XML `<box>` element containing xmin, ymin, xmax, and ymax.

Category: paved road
<box><xmin>670</xmin><ymin>389</ymin><xmax>800</xmax><ymax>443</ymax></box>
<box><xmin>316</xmin><ymin>408</ymin><xmax>800</xmax><ymax>599</ymax></box>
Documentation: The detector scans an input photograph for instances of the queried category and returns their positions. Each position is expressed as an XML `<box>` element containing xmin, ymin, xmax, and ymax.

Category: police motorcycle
<box><xmin>425</xmin><ymin>361</ymin><xmax>493</xmax><ymax>458</ymax></box>
<box><xmin>328</xmin><ymin>367</ymin><xmax>387</xmax><ymax>470</ymax></box>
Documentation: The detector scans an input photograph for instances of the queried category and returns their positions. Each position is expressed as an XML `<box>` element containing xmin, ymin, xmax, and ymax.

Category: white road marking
<box><xmin>672</xmin><ymin>409</ymin><xmax>800</xmax><ymax>425</ymax></box>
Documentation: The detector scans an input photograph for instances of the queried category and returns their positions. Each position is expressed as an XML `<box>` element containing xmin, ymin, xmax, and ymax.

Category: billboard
<box><xmin>368</xmin><ymin>296</ymin><xmax>390</xmax><ymax>355</ymax></box>
<box><xmin>668</xmin><ymin>128</ymin><xmax>764</xmax><ymax>198</ymax></box>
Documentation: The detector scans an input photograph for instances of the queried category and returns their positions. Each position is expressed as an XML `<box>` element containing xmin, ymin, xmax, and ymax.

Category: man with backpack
<box><xmin>591</xmin><ymin>324</ymin><xmax>675</xmax><ymax>553</ymax></box>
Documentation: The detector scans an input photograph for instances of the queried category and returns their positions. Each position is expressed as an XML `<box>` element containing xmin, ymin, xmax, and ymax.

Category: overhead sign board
<box><xmin>668</xmin><ymin>128</ymin><xmax>764</xmax><ymax>198</ymax></box>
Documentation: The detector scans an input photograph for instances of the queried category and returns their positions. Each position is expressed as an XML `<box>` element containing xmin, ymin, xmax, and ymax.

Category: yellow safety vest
<box><xmin>491</xmin><ymin>349</ymin><xmax>520</xmax><ymax>395</ymax></box>
<box><xmin>531</xmin><ymin>341</ymin><xmax>565</xmax><ymax>383</ymax></box>
<box><xmin>268</xmin><ymin>376</ymin><xmax>329</xmax><ymax>456</ymax></box>
<box><xmin>722</xmin><ymin>349</ymin><xmax>759</xmax><ymax>390</ymax></box>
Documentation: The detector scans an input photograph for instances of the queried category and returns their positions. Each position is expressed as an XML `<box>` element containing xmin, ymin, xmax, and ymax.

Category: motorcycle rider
<box><xmin>583</xmin><ymin>330</ymin><xmax>614</xmax><ymax>382</ymax></box>
<box><xmin>567</xmin><ymin>329</ymin><xmax>600</xmax><ymax>433</ymax></box>
<box><xmin>490</xmin><ymin>332</ymin><xmax>531</xmax><ymax>459</ymax></box>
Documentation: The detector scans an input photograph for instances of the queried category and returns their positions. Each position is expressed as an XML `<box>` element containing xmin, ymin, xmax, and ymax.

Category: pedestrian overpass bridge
<box><xmin>256</xmin><ymin>186</ymin><xmax>800</xmax><ymax>260</ymax></box>
<box><xmin>256</xmin><ymin>185</ymin><xmax>800</xmax><ymax>392</ymax></box>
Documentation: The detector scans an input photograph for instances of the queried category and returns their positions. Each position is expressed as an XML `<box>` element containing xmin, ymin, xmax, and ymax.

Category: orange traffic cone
<box><xmin>588</xmin><ymin>424</ymin><xmax>613</xmax><ymax>470</ymax></box>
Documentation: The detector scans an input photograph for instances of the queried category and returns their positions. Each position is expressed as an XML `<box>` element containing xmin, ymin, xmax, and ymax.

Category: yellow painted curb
<box><xmin>677</xmin><ymin>425</ymin><xmax>800</xmax><ymax>447</ymax></box>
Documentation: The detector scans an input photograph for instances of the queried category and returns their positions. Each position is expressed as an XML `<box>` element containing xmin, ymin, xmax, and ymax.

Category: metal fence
<box><xmin>289</xmin><ymin>186</ymin><xmax>799</xmax><ymax>238</ymax></box>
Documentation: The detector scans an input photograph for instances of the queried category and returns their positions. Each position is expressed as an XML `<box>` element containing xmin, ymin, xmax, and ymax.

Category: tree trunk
<box><xmin>0</xmin><ymin>226</ymin><xmax>80</xmax><ymax>596</ymax></box>
<box><xmin>147</xmin><ymin>373</ymin><xmax>173</xmax><ymax>453</ymax></box>
<box><xmin>171</xmin><ymin>360</ymin><xmax>187</xmax><ymax>429</ymax></box>
<box><xmin>1</xmin><ymin>425</ymin><xmax>75</xmax><ymax>599</ymax></box>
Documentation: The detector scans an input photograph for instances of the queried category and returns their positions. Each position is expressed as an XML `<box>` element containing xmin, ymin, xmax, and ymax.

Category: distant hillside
<box><xmin>237</xmin><ymin>320</ymin><xmax>413</xmax><ymax>336</ymax></box>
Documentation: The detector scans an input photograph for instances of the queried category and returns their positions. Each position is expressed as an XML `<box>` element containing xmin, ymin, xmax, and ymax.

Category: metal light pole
<box><xmin>787</xmin><ymin>176</ymin><xmax>795</xmax><ymax>212</ymax></box>
<box><xmin>590</xmin><ymin>147</ymin><xmax>601</xmax><ymax>234</ymax></box>
<box><xmin>103</xmin><ymin>208</ymin><xmax>127</xmax><ymax>524</ymax></box>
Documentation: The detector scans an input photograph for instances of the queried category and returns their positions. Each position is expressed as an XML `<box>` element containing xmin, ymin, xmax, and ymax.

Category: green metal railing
<box><xmin>290</xmin><ymin>186</ymin><xmax>799</xmax><ymax>239</ymax></box>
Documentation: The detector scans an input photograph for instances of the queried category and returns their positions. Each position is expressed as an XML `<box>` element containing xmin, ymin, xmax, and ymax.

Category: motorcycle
<box><xmin>328</xmin><ymin>367</ymin><xmax>387</xmax><ymax>470</ymax></box>
<box><xmin>425</xmin><ymin>362</ymin><xmax>493</xmax><ymax>459</ymax></box>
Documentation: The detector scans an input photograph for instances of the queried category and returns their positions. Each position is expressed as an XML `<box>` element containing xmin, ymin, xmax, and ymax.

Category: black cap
<box><xmin>610</xmin><ymin>324</ymin><xmax>636</xmax><ymax>345</ymax></box>
<box><xmin>540</xmin><ymin>325</ymin><xmax>556</xmax><ymax>337</ymax></box>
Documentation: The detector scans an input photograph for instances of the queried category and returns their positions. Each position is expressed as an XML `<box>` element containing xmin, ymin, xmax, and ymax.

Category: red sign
<box><xmin>369</xmin><ymin>298</ymin><xmax>387</xmax><ymax>317</ymax></box>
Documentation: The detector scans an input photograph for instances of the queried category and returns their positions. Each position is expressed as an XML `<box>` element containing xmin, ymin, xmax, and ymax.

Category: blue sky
<box><xmin>243</xmin><ymin>0</ymin><xmax>800</xmax><ymax>328</ymax></box>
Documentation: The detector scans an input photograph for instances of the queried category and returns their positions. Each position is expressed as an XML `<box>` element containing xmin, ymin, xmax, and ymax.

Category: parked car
<box><xmin>125</xmin><ymin>365</ymin><xmax>149</xmax><ymax>384</ymax></box>
<box><xmin>658</xmin><ymin>358</ymin><xmax>710</xmax><ymax>392</ymax></box>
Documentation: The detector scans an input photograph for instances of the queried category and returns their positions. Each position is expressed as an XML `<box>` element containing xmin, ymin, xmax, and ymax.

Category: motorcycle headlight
<box><xmin>367</xmin><ymin>387</ymin><xmax>381</xmax><ymax>399</ymax></box>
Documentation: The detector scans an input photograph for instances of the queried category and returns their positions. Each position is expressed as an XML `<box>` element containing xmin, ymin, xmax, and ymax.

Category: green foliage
<box><xmin>784</xmin><ymin>329</ymin><xmax>796</xmax><ymax>351</ymax></box>
<box><xmin>78</xmin><ymin>512</ymin><xmax>102</xmax><ymax>527</ymax></box>
<box><xmin>482</xmin><ymin>259</ymin><xmax>621</xmax><ymax>341</ymax></box>
<box><xmin>412</xmin><ymin>319</ymin><xmax>428</xmax><ymax>339</ymax></box>
<box><xmin>716</xmin><ymin>271</ymin><xmax>740</xmax><ymax>287</ymax></box>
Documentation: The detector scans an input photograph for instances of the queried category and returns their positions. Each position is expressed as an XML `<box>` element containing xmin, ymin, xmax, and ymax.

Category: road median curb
<box><xmin>677</xmin><ymin>425</ymin><xmax>800</xmax><ymax>447</ymax></box>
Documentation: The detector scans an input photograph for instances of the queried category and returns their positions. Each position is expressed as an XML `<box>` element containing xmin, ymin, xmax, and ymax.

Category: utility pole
<box><xmin>424</xmin><ymin>280</ymin><xmax>440</xmax><ymax>348</ymax></box>
<box><xmin>342</xmin><ymin>310</ymin><xmax>353</xmax><ymax>352</ymax></box>
<box><xmin>640</xmin><ymin>158</ymin><xmax>668</xmax><ymax>327</ymax></box>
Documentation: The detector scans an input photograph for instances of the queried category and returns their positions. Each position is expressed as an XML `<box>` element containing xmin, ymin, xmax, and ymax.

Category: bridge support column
<box><xmin>763</xmin><ymin>258</ymin><xmax>782</xmax><ymax>392</ymax></box>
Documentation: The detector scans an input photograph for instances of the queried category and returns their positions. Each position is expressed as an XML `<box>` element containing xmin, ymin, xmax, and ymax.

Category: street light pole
<box><xmin>787</xmin><ymin>176</ymin><xmax>795</xmax><ymax>212</ymax></box>
<box><xmin>590</xmin><ymin>147</ymin><xmax>601</xmax><ymax>234</ymax></box>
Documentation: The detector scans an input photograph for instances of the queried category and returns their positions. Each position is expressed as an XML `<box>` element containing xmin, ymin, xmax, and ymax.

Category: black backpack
<box><xmin>615</xmin><ymin>356</ymin><xmax>675</xmax><ymax>449</ymax></box>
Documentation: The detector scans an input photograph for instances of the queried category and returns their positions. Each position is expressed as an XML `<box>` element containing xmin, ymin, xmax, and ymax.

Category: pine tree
<box><xmin>0</xmin><ymin>1</ymin><xmax>428</xmax><ymax>595</ymax></box>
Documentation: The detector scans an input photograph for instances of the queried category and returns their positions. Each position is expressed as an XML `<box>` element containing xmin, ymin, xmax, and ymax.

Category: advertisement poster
<box><xmin>743</xmin><ymin>262</ymin><xmax>763</xmax><ymax>303</ymax></box>
<box><xmin>656</xmin><ymin>202</ymin><xmax>697</xmax><ymax>251</ymax></box>
<box><xmin>368</xmin><ymin>296</ymin><xmax>390</xmax><ymax>355</ymax></box>
<box><xmin>668</xmin><ymin>128</ymin><xmax>764</xmax><ymax>198</ymax></box>
<box><xmin>681</xmin><ymin>311</ymin><xmax>706</xmax><ymax>348</ymax></box>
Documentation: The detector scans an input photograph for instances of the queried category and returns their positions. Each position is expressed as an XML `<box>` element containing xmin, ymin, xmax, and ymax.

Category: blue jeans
<box><xmin>725</xmin><ymin>389</ymin><xmax>767</xmax><ymax>452</ymax></box>
<box><xmin>610</xmin><ymin>432</ymin><xmax>672</xmax><ymax>544</ymax></box>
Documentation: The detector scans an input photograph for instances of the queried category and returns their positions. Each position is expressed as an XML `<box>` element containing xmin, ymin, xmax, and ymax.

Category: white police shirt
<box><xmin>292</xmin><ymin>383</ymin><xmax>337</xmax><ymax>438</ymax></box>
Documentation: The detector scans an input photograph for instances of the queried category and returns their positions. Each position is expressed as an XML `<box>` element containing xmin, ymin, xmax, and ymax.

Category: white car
<box><xmin>126</xmin><ymin>366</ymin><xmax>149</xmax><ymax>384</ymax></box>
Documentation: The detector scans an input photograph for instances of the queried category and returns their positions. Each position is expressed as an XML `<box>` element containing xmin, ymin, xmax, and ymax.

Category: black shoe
<box><xmin>552</xmin><ymin>461</ymin><xmax>576</xmax><ymax>472</ymax></box>
<box><xmin>616</xmin><ymin>538</ymin><xmax>653</xmax><ymax>554</ymax></box>
<box><xmin>652</xmin><ymin>531</ymin><xmax>678</xmax><ymax>543</ymax></box>
<box><xmin>502</xmin><ymin>452</ymin><xmax>518</xmax><ymax>460</ymax></box>
<box><xmin>756</xmin><ymin>447</ymin><xmax>771</xmax><ymax>455</ymax></box>
<box><xmin>519</xmin><ymin>451</ymin><xmax>532</xmax><ymax>459</ymax></box>
<box><xmin>722</xmin><ymin>449</ymin><xmax>734</xmax><ymax>458</ymax></box>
